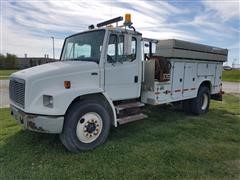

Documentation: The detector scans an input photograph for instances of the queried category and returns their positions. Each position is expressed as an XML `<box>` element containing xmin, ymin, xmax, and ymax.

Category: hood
<box><xmin>9</xmin><ymin>60</ymin><xmax>101</xmax><ymax>114</ymax></box>
<box><xmin>11</xmin><ymin>61</ymin><xmax>99</xmax><ymax>81</ymax></box>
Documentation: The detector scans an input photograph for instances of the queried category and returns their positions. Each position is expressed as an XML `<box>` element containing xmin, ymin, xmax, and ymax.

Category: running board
<box><xmin>117</xmin><ymin>113</ymin><xmax>148</xmax><ymax>125</ymax></box>
<box><xmin>115</xmin><ymin>102</ymin><xmax>145</xmax><ymax>113</ymax></box>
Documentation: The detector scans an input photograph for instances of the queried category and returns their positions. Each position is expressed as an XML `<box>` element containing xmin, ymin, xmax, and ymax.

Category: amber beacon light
<box><xmin>124</xmin><ymin>13</ymin><xmax>132</xmax><ymax>27</ymax></box>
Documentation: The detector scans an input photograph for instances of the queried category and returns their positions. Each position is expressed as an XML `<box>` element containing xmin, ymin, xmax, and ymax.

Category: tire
<box><xmin>182</xmin><ymin>99</ymin><xmax>192</xmax><ymax>114</ymax></box>
<box><xmin>60</xmin><ymin>99</ymin><xmax>111</xmax><ymax>152</ymax></box>
<box><xmin>190</xmin><ymin>86</ymin><xmax>210</xmax><ymax>115</ymax></box>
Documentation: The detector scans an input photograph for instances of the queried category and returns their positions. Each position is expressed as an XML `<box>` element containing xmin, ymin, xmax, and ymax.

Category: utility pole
<box><xmin>51</xmin><ymin>36</ymin><xmax>55</xmax><ymax>59</ymax></box>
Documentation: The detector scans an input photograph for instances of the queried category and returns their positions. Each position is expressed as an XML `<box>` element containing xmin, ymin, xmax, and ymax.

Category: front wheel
<box><xmin>190</xmin><ymin>86</ymin><xmax>210</xmax><ymax>115</ymax></box>
<box><xmin>60</xmin><ymin>100</ymin><xmax>111</xmax><ymax>152</ymax></box>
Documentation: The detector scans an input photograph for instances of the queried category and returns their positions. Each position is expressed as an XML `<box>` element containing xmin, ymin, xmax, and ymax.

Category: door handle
<box><xmin>134</xmin><ymin>76</ymin><xmax>138</xmax><ymax>83</ymax></box>
<box><xmin>91</xmin><ymin>72</ymin><xmax>98</xmax><ymax>75</ymax></box>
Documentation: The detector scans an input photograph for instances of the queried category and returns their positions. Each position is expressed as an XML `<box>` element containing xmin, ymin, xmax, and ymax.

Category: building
<box><xmin>232</xmin><ymin>63</ymin><xmax>240</xmax><ymax>70</ymax></box>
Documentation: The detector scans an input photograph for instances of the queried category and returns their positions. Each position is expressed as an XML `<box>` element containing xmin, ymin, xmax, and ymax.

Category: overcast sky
<box><xmin>1</xmin><ymin>0</ymin><xmax>239</xmax><ymax>65</ymax></box>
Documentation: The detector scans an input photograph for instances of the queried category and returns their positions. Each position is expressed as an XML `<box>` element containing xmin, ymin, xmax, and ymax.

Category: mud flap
<box><xmin>211</xmin><ymin>91</ymin><xmax>224</xmax><ymax>101</ymax></box>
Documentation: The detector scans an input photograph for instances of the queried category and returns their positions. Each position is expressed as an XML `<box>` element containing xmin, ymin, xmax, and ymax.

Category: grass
<box><xmin>0</xmin><ymin>69</ymin><xmax>18</xmax><ymax>79</ymax></box>
<box><xmin>0</xmin><ymin>94</ymin><xmax>240</xmax><ymax>179</ymax></box>
<box><xmin>222</xmin><ymin>70</ymin><xmax>240</xmax><ymax>82</ymax></box>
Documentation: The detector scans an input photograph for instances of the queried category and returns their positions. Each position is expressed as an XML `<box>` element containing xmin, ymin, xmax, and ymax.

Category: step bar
<box><xmin>117</xmin><ymin>113</ymin><xmax>148</xmax><ymax>125</ymax></box>
<box><xmin>115</xmin><ymin>102</ymin><xmax>145</xmax><ymax>113</ymax></box>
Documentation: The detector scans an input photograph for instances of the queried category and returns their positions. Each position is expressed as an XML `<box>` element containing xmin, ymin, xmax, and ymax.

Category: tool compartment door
<box><xmin>171</xmin><ymin>62</ymin><xmax>184</xmax><ymax>99</ymax></box>
<box><xmin>155</xmin><ymin>83</ymin><xmax>171</xmax><ymax>102</ymax></box>
<box><xmin>197</xmin><ymin>63</ymin><xmax>215</xmax><ymax>76</ymax></box>
<box><xmin>183</xmin><ymin>63</ymin><xmax>197</xmax><ymax>97</ymax></box>
<box><xmin>213</xmin><ymin>63</ymin><xmax>222</xmax><ymax>93</ymax></box>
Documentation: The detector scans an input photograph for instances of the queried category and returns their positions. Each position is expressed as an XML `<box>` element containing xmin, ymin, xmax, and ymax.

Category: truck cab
<box><xmin>60</xmin><ymin>28</ymin><xmax>142</xmax><ymax>101</ymax></box>
<box><xmin>10</xmin><ymin>14</ymin><xmax>227</xmax><ymax>152</ymax></box>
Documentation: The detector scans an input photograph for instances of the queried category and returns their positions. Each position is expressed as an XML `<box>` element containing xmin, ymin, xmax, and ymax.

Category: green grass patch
<box><xmin>222</xmin><ymin>70</ymin><xmax>240</xmax><ymax>82</ymax></box>
<box><xmin>0</xmin><ymin>94</ymin><xmax>240</xmax><ymax>179</ymax></box>
<box><xmin>0</xmin><ymin>69</ymin><xmax>19</xmax><ymax>79</ymax></box>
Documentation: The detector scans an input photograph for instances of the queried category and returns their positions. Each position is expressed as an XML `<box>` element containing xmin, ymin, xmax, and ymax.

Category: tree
<box><xmin>0</xmin><ymin>53</ymin><xmax>18</xmax><ymax>69</ymax></box>
<box><xmin>0</xmin><ymin>54</ymin><xmax>6</xmax><ymax>69</ymax></box>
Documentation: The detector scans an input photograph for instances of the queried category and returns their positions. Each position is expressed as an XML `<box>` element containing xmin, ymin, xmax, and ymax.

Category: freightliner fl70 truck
<box><xmin>10</xmin><ymin>14</ymin><xmax>227</xmax><ymax>152</ymax></box>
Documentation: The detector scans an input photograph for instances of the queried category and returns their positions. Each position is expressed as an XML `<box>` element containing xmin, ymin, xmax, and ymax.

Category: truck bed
<box><xmin>141</xmin><ymin>58</ymin><xmax>223</xmax><ymax>105</ymax></box>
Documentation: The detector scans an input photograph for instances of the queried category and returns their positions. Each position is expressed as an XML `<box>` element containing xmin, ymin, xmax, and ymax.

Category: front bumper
<box><xmin>10</xmin><ymin>105</ymin><xmax>64</xmax><ymax>134</ymax></box>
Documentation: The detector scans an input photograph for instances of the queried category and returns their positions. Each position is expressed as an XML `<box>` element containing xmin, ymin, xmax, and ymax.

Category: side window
<box><xmin>107</xmin><ymin>34</ymin><xmax>117</xmax><ymax>63</ymax></box>
<box><xmin>130</xmin><ymin>37</ymin><xmax>137</xmax><ymax>61</ymax></box>
<box><xmin>143</xmin><ymin>41</ymin><xmax>156</xmax><ymax>60</ymax></box>
<box><xmin>117</xmin><ymin>35</ymin><xmax>124</xmax><ymax>62</ymax></box>
<box><xmin>125</xmin><ymin>37</ymin><xmax>137</xmax><ymax>62</ymax></box>
<box><xmin>107</xmin><ymin>34</ymin><xmax>137</xmax><ymax>63</ymax></box>
<box><xmin>118</xmin><ymin>35</ymin><xmax>124</xmax><ymax>56</ymax></box>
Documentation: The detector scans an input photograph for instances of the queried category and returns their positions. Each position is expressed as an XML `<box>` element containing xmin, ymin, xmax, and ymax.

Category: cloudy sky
<box><xmin>1</xmin><ymin>0</ymin><xmax>239</xmax><ymax>65</ymax></box>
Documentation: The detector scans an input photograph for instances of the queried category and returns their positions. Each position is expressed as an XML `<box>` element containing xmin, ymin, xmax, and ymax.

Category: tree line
<box><xmin>0</xmin><ymin>53</ymin><xmax>18</xmax><ymax>69</ymax></box>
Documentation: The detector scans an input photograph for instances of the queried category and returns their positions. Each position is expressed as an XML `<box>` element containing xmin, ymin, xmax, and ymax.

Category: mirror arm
<box><xmin>130</xmin><ymin>26</ymin><xmax>136</xmax><ymax>31</ymax></box>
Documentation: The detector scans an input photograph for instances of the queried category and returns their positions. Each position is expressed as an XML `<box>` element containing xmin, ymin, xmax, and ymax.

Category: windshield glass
<box><xmin>61</xmin><ymin>30</ymin><xmax>105</xmax><ymax>63</ymax></box>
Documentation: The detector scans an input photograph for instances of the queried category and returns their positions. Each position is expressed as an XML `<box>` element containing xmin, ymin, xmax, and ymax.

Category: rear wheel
<box><xmin>60</xmin><ymin>100</ymin><xmax>111</xmax><ymax>152</ymax></box>
<box><xmin>190</xmin><ymin>86</ymin><xmax>210</xmax><ymax>115</ymax></box>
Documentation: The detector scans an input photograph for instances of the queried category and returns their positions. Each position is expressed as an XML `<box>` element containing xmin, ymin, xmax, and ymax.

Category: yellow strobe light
<box><xmin>125</xmin><ymin>13</ymin><xmax>131</xmax><ymax>24</ymax></box>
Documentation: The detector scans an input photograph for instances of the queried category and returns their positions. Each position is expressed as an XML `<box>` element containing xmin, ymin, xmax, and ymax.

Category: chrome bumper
<box><xmin>10</xmin><ymin>105</ymin><xmax>64</xmax><ymax>134</ymax></box>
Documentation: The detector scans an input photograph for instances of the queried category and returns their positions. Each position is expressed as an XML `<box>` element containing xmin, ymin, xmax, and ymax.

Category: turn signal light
<box><xmin>64</xmin><ymin>81</ymin><xmax>71</xmax><ymax>89</ymax></box>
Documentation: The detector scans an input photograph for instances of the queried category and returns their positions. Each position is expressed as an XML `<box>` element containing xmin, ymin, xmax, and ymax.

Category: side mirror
<box><xmin>124</xmin><ymin>34</ymin><xmax>132</xmax><ymax>55</ymax></box>
<box><xmin>144</xmin><ymin>43</ymin><xmax>149</xmax><ymax>47</ymax></box>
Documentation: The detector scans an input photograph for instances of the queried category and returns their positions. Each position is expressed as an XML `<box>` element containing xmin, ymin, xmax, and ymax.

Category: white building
<box><xmin>232</xmin><ymin>62</ymin><xmax>240</xmax><ymax>69</ymax></box>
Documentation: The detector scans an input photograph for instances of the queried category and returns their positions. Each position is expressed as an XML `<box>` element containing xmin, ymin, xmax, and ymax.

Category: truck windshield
<box><xmin>61</xmin><ymin>30</ymin><xmax>105</xmax><ymax>63</ymax></box>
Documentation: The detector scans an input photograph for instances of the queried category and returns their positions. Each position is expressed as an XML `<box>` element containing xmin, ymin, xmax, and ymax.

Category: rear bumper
<box><xmin>10</xmin><ymin>105</ymin><xmax>64</xmax><ymax>134</ymax></box>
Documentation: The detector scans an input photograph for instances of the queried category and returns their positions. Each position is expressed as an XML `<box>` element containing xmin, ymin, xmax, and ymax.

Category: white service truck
<box><xmin>10</xmin><ymin>15</ymin><xmax>227</xmax><ymax>152</ymax></box>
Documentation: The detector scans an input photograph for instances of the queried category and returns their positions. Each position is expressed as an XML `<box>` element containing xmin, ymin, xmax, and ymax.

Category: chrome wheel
<box><xmin>76</xmin><ymin>112</ymin><xmax>103</xmax><ymax>143</ymax></box>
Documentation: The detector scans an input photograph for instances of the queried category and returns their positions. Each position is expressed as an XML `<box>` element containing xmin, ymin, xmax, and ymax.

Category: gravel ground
<box><xmin>0</xmin><ymin>80</ymin><xmax>239</xmax><ymax>108</ymax></box>
<box><xmin>222</xmin><ymin>81</ymin><xmax>240</xmax><ymax>93</ymax></box>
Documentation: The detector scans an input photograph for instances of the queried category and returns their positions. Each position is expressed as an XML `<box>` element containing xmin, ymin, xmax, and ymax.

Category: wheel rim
<box><xmin>76</xmin><ymin>112</ymin><xmax>103</xmax><ymax>143</ymax></box>
<box><xmin>201</xmin><ymin>93</ymin><xmax>208</xmax><ymax>110</ymax></box>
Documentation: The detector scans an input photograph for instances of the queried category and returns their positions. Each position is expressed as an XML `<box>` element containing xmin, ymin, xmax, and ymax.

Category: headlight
<box><xmin>43</xmin><ymin>95</ymin><xmax>53</xmax><ymax>108</ymax></box>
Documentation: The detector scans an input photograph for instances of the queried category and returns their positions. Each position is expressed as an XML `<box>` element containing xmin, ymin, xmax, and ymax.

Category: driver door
<box><xmin>104</xmin><ymin>33</ymin><xmax>141</xmax><ymax>101</ymax></box>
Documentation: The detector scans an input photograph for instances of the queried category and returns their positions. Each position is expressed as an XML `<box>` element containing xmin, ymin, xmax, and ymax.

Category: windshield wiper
<box><xmin>64</xmin><ymin>58</ymin><xmax>86</xmax><ymax>61</ymax></box>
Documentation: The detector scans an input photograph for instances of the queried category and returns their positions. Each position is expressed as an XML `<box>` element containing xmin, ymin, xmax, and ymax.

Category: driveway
<box><xmin>222</xmin><ymin>81</ymin><xmax>240</xmax><ymax>94</ymax></box>
<box><xmin>0</xmin><ymin>80</ymin><xmax>239</xmax><ymax>108</ymax></box>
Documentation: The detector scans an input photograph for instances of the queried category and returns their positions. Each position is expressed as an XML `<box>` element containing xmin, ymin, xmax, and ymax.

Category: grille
<box><xmin>9</xmin><ymin>78</ymin><xmax>25</xmax><ymax>108</ymax></box>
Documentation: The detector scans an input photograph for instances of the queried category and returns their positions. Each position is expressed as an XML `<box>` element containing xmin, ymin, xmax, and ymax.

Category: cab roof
<box><xmin>66</xmin><ymin>27</ymin><xmax>142</xmax><ymax>40</ymax></box>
